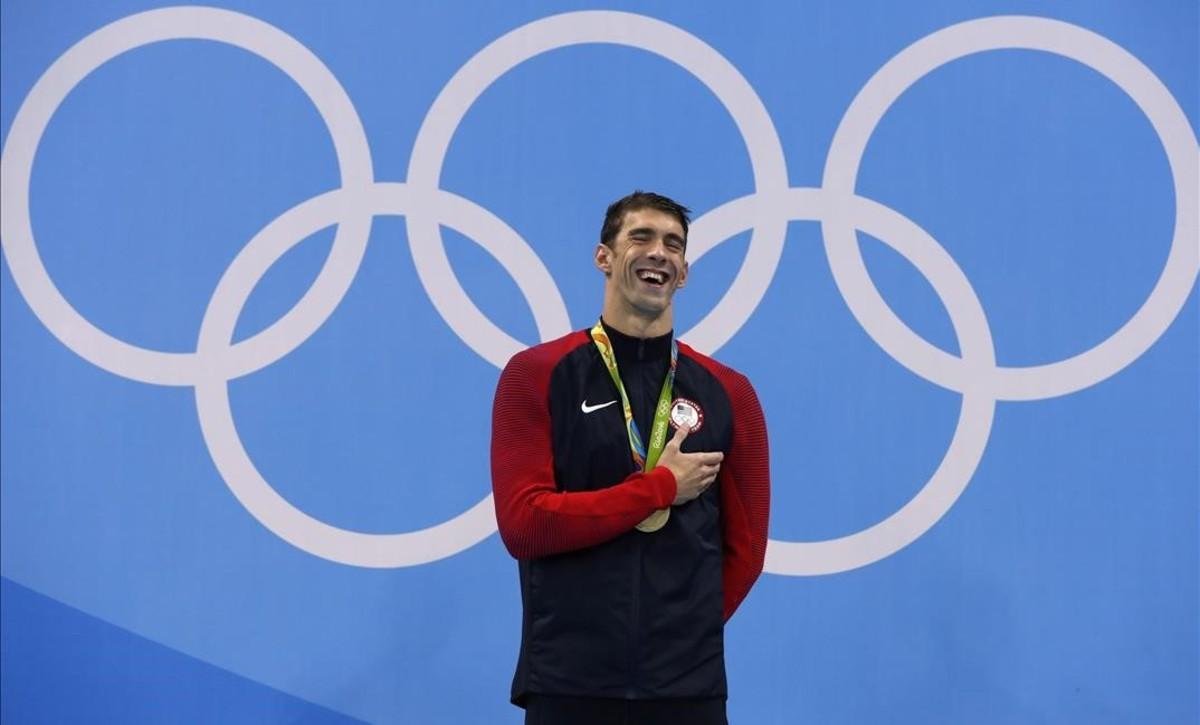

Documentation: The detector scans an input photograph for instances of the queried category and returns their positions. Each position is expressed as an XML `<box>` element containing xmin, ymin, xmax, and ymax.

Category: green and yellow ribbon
<box><xmin>590</xmin><ymin>320</ymin><xmax>678</xmax><ymax>532</ymax></box>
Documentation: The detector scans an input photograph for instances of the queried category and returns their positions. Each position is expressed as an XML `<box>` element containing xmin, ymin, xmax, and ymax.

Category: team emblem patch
<box><xmin>669</xmin><ymin>397</ymin><xmax>704</xmax><ymax>433</ymax></box>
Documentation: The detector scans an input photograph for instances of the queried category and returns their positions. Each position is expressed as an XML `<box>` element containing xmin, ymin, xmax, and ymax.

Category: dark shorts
<box><xmin>523</xmin><ymin>695</ymin><xmax>728</xmax><ymax>725</ymax></box>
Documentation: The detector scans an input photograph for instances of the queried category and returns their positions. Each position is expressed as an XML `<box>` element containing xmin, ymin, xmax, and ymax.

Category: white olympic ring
<box><xmin>821</xmin><ymin>16</ymin><xmax>1200</xmax><ymax>403</ymax></box>
<box><xmin>195</xmin><ymin>183</ymin><xmax>562</xmax><ymax>567</ymax></box>
<box><xmin>2</xmin><ymin>9</ymin><xmax>1195</xmax><ymax>573</ymax></box>
<box><xmin>0</xmin><ymin>6</ymin><xmax>376</xmax><ymax>386</ymax></box>
<box><xmin>405</xmin><ymin>10</ymin><xmax>790</xmax><ymax>365</ymax></box>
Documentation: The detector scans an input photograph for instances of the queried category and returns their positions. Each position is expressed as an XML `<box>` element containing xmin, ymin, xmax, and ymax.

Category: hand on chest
<box><xmin>548</xmin><ymin>340</ymin><xmax>735</xmax><ymax>492</ymax></box>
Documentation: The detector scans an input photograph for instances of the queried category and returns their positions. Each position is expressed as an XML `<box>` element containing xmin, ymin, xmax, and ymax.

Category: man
<box><xmin>491</xmin><ymin>191</ymin><xmax>770</xmax><ymax>724</ymax></box>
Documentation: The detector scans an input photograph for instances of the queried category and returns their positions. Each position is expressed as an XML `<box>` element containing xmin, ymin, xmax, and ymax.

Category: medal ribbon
<box><xmin>590</xmin><ymin>320</ymin><xmax>677</xmax><ymax>532</ymax></box>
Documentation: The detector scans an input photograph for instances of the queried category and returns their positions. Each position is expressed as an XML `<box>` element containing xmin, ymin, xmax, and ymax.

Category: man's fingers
<box><xmin>691</xmin><ymin>465</ymin><xmax>720</xmax><ymax>486</ymax></box>
<box><xmin>696</xmin><ymin>471</ymin><xmax>718</xmax><ymax>495</ymax></box>
<box><xmin>670</xmin><ymin>424</ymin><xmax>688</xmax><ymax>446</ymax></box>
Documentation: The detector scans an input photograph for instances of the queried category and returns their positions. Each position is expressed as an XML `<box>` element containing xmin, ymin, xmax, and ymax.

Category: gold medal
<box><xmin>636</xmin><ymin>508</ymin><xmax>670</xmax><ymax>532</ymax></box>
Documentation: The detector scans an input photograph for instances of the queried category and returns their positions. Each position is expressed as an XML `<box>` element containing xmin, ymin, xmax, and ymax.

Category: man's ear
<box><xmin>594</xmin><ymin>243</ymin><xmax>613</xmax><ymax>275</ymax></box>
<box><xmin>676</xmin><ymin>260</ymin><xmax>689</xmax><ymax>289</ymax></box>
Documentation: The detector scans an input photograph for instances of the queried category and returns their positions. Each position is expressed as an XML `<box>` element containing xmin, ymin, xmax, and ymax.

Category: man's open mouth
<box><xmin>636</xmin><ymin>269</ymin><xmax>668</xmax><ymax>286</ymax></box>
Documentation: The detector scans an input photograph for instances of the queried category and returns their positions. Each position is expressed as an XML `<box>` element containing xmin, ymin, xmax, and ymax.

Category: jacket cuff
<box><xmin>647</xmin><ymin>466</ymin><xmax>677</xmax><ymax>508</ymax></box>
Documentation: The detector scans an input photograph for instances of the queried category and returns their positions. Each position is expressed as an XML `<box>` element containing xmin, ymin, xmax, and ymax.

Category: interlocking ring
<box><xmin>3</xmin><ymin>8</ymin><xmax>1195</xmax><ymax>572</ymax></box>
<box><xmin>0</xmin><ymin>6</ymin><xmax>375</xmax><ymax>386</ymax></box>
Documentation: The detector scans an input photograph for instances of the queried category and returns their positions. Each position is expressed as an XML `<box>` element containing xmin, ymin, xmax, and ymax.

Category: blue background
<box><xmin>2</xmin><ymin>1</ymin><xmax>1196</xmax><ymax>723</ymax></box>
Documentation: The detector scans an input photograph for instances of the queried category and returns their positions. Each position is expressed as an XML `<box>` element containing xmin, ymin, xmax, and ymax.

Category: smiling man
<box><xmin>491</xmin><ymin>191</ymin><xmax>771</xmax><ymax>725</ymax></box>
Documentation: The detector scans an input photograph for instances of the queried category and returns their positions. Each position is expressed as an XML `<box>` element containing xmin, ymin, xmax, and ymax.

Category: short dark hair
<box><xmin>600</xmin><ymin>191</ymin><xmax>691</xmax><ymax>248</ymax></box>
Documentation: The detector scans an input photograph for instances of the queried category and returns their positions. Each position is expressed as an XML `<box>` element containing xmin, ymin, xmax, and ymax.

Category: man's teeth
<box><xmin>637</xmin><ymin>270</ymin><xmax>666</xmax><ymax>284</ymax></box>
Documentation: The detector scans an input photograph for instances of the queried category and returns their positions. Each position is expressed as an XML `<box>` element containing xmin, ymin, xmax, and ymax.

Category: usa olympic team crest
<box><xmin>669</xmin><ymin>397</ymin><xmax>705</xmax><ymax>434</ymax></box>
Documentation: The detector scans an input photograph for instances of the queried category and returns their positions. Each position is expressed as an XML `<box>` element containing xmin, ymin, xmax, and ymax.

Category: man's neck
<box><xmin>600</xmin><ymin>316</ymin><xmax>673</xmax><ymax>365</ymax></box>
<box><xmin>600</xmin><ymin>305</ymin><xmax>672</xmax><ymax>339</ymax></box>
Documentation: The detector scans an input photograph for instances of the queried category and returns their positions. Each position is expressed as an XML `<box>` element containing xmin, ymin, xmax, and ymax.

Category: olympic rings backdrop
<box><xmin>1</xmin><ymin>1</ymin><xmax>1196</xmax><ymax>723</ymax></box>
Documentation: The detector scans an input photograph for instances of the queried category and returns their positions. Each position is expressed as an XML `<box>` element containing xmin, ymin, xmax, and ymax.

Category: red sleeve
<box><xmin>717</xmin><ymin>371</ymin><xmax>770</xmax><ymax>621</ymax></box>
<box><xmin>490</xmin><ymin>341</ymin><xmax>678</xmax><ymax>561</ymax></box>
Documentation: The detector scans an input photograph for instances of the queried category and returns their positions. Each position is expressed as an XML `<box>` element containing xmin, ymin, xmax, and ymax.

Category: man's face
<box><xmin>596</xmin><ymin>207</ymin><xmax>689</xmax><ymax>319</ymax></box>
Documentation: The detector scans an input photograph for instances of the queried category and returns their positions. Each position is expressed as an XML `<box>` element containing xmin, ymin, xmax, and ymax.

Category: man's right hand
<box><xmin>657</xmin><ymin>425</ymin><xmax>724</xmax><ymax>506</ymax></box>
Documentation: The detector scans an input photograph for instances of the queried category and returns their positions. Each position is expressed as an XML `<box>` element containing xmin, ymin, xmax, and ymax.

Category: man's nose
<box><xmin>646</xmin><ymin>236</ymin><xmax>667</xmax><ymax>259</ymax></box>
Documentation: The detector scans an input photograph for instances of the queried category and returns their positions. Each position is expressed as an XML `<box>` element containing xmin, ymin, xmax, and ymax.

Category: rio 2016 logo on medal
<box><xmin>669</xmin><ymin>398</ymin><xmax>704</xmax><ymax>434</ymax></box>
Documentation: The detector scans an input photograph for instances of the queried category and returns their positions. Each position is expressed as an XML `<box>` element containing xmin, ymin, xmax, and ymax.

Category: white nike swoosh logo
<box><xmin>581</xmin><ymin>399</ymin><xmax>618</xmax><ymax>414</ymax></box>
